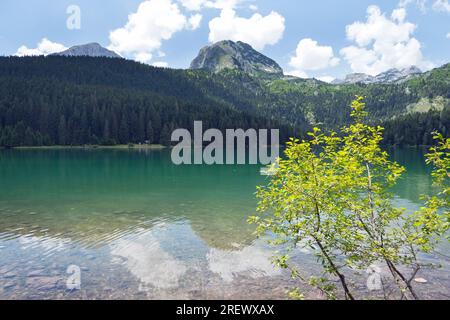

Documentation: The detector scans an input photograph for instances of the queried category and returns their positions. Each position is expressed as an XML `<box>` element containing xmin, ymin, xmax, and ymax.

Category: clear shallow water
<box><xmin>0</xmin><ymin>148</ymin><xmax>448</xmax><ymax>300</ymax></box>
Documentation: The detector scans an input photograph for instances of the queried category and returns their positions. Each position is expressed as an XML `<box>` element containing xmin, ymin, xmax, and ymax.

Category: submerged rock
<box><xmin>3</xmin><ymin>272</ymin><xmax>17</xmax><ymax>279</ymax></box>
<box><xmin>27</xmin><ymin>269</ymin><xmax>46</xmax><ymax>277</ymax></box>
<box><xmin>3</xmin><ymin>282</ymin><xmax>16</xmax><ymax>289</ymax></box>
<box><xmin>414</xmin><ymin>278</ymin><xmax>428</xmax><ymax>284</ymax></box>
<box><xmin>26</xmin><ymin>276</ymin><xmax>63</xmax><ymax>291</ymax></box>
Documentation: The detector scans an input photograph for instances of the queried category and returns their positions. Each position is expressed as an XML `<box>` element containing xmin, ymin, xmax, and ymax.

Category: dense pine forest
<box><xmin>0</xmin><ymin>56</ymin><xmax>448</xmax><ymax>147</ymax></box>
<box><xmin>0</xmin><ymin>56</ymin><xmax>297</xmax><ymax>147</ymax></box>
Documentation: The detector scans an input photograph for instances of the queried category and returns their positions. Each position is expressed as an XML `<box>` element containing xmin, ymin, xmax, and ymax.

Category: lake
<box><xmin>0</xmin><ymin>148</ymin><xmax>449</xmax><ymax>300</ymax></box>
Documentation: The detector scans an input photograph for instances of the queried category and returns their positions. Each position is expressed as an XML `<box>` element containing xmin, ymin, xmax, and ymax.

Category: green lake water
<box><xmin>0</xmin><ymin>148</ymin><xmax>448</xmax><ymax>299</ymax></box>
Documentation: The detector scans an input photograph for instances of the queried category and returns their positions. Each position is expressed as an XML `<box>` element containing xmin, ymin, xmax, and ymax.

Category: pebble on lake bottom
<box><xmin>3</xmin><ymin>282</ymin><xmax>16</xmax><ymax>290</ymax></box>
<box><xmin>4</xmin><ymin>272</ymin><xmax>17</xmax><ymax>279</ymax></box>
<box><xmin>26</xmin><ymin>276</ymin><xmax>64</xmax><ymax>291</ymax></box>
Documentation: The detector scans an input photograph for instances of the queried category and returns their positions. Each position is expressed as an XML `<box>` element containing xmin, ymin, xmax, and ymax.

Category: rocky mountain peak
<box><xmin>52</xmin><ymin>43</ymin><xmax>121</xmax><ymax>59</ymax></box>
<box><xmin>333</xmin><ymin>66</ymin><xmax>423</xmax><ymax>85</ymax></box>
<box><xmin>190</xmin><ymin>40</ymin><xmax>283</xmax><ymax>77</ymax></box>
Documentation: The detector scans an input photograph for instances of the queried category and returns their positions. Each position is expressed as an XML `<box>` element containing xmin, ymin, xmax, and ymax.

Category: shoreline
<box><xmin>1</xmin><ymin>144</ymin><xmax>166</xmax><ymax>150</ymax></box>
<box><xmin>0</xmin><ymin>144</ymin><xmax>433</xmax><ymax>150</ymax></box>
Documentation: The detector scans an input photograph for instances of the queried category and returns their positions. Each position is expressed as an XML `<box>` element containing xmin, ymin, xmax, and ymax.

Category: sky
<box><xmin>0</xmin><ymin>0</ymin><xmax>449</xmax><ymax>82</ymax></box>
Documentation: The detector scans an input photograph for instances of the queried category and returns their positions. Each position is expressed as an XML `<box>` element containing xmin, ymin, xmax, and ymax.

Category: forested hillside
<box><xmin>263</xmin><ymin>64</ymin><xmax>449</xmax><ymax>135</ymax></box>
<box><xmin>0</xmin><ymin>56</ymin><xmax>297</xmax><ymax>147</ymax></box>
<box><xmin>0</xmin><ymin>56</ymin><xmax>448</xmax><ymax>147</ymax></box>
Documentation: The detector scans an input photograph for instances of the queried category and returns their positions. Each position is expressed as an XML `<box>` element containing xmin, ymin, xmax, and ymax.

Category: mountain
<box><xmin>334</xmin><ymin>66</ymin><xmax>423</xmax><ymax>84</ymax></box>
<box><xmin>190</xmin><ymin>40</ymin><xmax>283</xmax><ymax>78</ymax></box>
<box><xmin>374</xmin><ymin>66</ymin><xmax>422</xmax><ymax>83</ymax></box>
<box><xmin>52</xmin><ymin>43</ymin><xmax>121</xmax><ymax>59</ymax></box>
<box><xmin>333</xmin><ymin>73</ymin><xmax>375</xmax><ymax>85</ymax></box>
<box><xmin>0</xmin><ymin>47</ymin><xmax>448</xmax><ymax>148</ymax></box>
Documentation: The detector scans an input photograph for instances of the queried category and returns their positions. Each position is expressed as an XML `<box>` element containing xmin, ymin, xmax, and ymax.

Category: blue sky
<box><xmin>0</xmin><ymin>0</ymin><xmax>449</xmax><ymax>81</ymax></box>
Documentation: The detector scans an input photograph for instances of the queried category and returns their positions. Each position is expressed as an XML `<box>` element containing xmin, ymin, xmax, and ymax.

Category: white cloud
<box><xmin>178</xmin><ymin>0</ymin><xmax>207</xmax><ymax>11</ymax></box>
<box><xmin>188</xmin><ymin>13</ymin><xmax>203</xmax><ymax>30</ymax></box>
<box><xmin>340</xmin><ymin>46</ymin><xmax>378</xmax><ymax>73</ymax></box>
<box><xmin>108</xmin><ymin>0</ymin><xmax>194</xmax><ymax>63</ymax></box>
<box><xmin>111</xmin><ymin>233</ymin><xmax>187</xmax><ymax>289</ymax></box>
<box><xmin>340</xmin><ymin>5</ymin><xmax>433</xmax><ymax>76</ymax></box>
<box><xmin>392</xmin><ymin>7</ymin><xmax>407</xmax><ymax>21</ymax></box>
<box><xmin>208</xmin><ymin>8</ymin><xmax>285</xmax><ymax>51</ymax></box>
<box><xmin>399</xmin><ymin>0</ymin><xmax>414</xmax><ymax>6</ymax></box>
<box><xmin>178</xmin><ymin>0</ymin><xmax>241</xmax><ymax>11</ymax></box>
<box><xmin>207</xmin><ymin>244</ymin><xmax>282</xmax><ymax>282</ymax></box>
<box><xmin>447</xmin><ymin>32</ymin><xmax>450</xmax><ymax>38</ymax></box>
<box><xmin>399</xmin><ymin>0</ymin><xmax>428</xmax><ymax>12</ymax></box>
<box><xmin>433</xmin><ymin>0</ymin><xmax>450</xmax><ymax>12</ymax></box>
<box><xmin>249</xmin><ymin>4</ymin><xmax>258</xmax><ymax>11</ymax></box>
<box><xmin>15</xmin><ymin>38</ymin><xmax>67</xmax><ymax>56</ymax></box>
<box><xmin>287</xmin><ymin>38</ymin><xmax>339</xmax><ymax>78</ymax></box>
<box><xmin>316</xmin><ymin>76</ymin><xmax>335</xmax><ymax>83</ymax></box>
<box><xmin>285</xmin><ymin>70</ymin><xmax>308</xmax><ymax>78</ymax></box>
<box><xmin>152</xmin><ymin>61</ymin><xmax>169</xmax><ymax>67</ymax></box>
<box><xmin>206</xmin><ymin>0</ymin><xmax>241</xmax><ymax>9</ymax></box>
<box><xmin>399</xmin><ymin>1</ymin><xmax>450</xmax><ymax>13</ymax></box>
<box><xmin>346</xmin><ymin>7</ymin><xmax>414</xmax><ymax>47</ymax></box>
